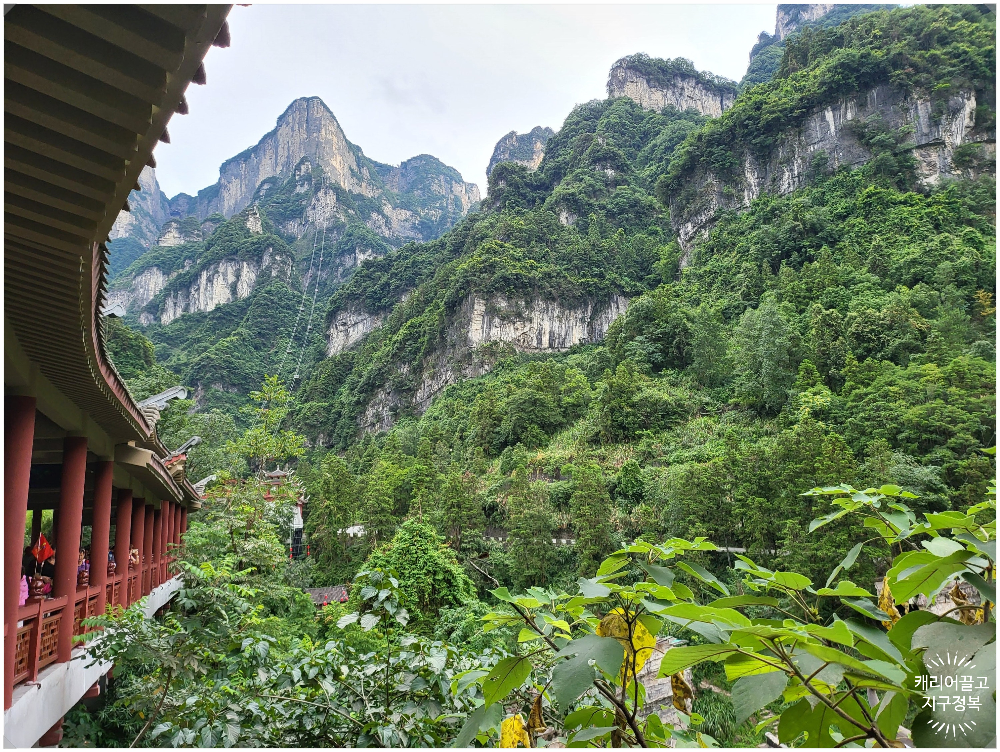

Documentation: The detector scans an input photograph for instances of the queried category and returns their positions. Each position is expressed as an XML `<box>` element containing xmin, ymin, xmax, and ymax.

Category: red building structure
<box><xmin>4</xmin><ymin>6</ymin><xmax>231</xmax><ymax>745</ymax></box>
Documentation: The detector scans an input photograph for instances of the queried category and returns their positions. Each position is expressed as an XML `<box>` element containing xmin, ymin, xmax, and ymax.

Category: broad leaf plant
<box><xmin>460</xmin><ymin>481</ymin><xmax>996</xmax><ymax>748</ymax></box>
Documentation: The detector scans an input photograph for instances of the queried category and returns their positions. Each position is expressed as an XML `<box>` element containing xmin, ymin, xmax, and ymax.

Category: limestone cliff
<box><xmin>670</xmin><ymin>85</ymin><xmax>996</xmax><ymax>254</ymax></box>
<box><xmin>109</xmin><ymin>166</ymin><xmax>171</xmax><ymax>247</ymax></box>
<box><xmin>327</xmin><ymin>305</ymin><xmax>388</xmax><ymax>356</ymax></box>
<box><xmin>349</xmin><ymin>293</ymin><xmax>629</xmax><ymax>432</ymax></box>
<box><xmin>775</xmin><ymin>4</ymin><xmax>837</xmax><ymax>40</ymax></box>
<box><xmin>607</xmin><ymin>55</ymin><xmax>737</xmax><ymax>117</ymax></box>
<box><xmin>487</xmin><ymin>127</ymin><xmax>555</xmax><ymax>177</ymax></box>
<box><xmin>141</xmin><ymin>247</ymin><xmax>294</xmax><ymax>326</ymax></box>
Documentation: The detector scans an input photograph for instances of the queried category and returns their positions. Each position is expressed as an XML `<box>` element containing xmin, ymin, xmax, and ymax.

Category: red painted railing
<box><xmin>11</xmin><ymin>559</ymin><xmax>177</xmax><ymax>694</ymax></box>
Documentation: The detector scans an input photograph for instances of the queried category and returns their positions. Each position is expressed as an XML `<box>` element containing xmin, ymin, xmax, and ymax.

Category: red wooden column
<box><xmin>129</xmin><ymin>498</ymin><xmax>145</xmax><ymax>604</ymax></box>
<box><xmin>90</xmin><ymin>462</ymin><xmax>114</xmax><ymax>615</ymax></box>
<box><xmin>5</xmin><ymin>396</ymin><xmax>36</xmax><ymax>710</ymax></box>
<box><xmin>54</xmin><ymin>436</ymin><xmax>87</xmax><ymax>663</ymax></box>
<box><xmin>151</xmin><ymin>508</ymin><xmax>163</xmax><ymax>589</ymax></box>
<box><xmin>173</xmin><ymin>503</ymin><xmax>182</xmax><ymax>551</ymax></box>
<box><xmin>113</xmin><ymin>490</ymin><xmax>133</xmax><ymax>607</ymax></box>
<box><xmin>141</xmin><ymin>505</ymin><xmax>154</xmax><ymax>595</ymax></box>
<box><xmin>161</xmin><ymin>501</ymin><xmax>172</xmax><ymax>578</ymax></box>
<box><xmin>181</xmin><ymin>506</ymin><xmax>188</xmax><ymax>536</ymax></box>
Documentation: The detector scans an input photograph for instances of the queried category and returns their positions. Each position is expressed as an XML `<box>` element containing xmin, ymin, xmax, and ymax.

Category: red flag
<box><xmin>32</xmin><ymin>534</ymin><xmax>54</xmax><ymax>564</ymax></box>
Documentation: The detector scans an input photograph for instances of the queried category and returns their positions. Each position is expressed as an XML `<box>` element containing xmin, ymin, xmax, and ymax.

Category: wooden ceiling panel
<box><xmin>35</xmin><ymin>5</ymin><xmax>187</xmax><ymax>71</ymax></box>
<box><xmin>5</xmin><ymin>5</ymin><xmax>167</xmax><ymax>101</ymax></box>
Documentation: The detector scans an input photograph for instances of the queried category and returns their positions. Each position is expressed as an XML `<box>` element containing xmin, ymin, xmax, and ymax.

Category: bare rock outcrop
<box><xmin>775</xmin><ymin>3</ymin><xmax>837</xmax><ymax>40</ymax></box>
<box><xmin>354</xmin><ymin>294</ymin><xmax>630</xmax><ymax>432</ymax></box>
<box><xmin>327</xmin><ymin>305</ymin><xmax>388</xmax><ymax>357</ymax></box>
<box><xmin>671</xmin><ymin>85</ymin><xmax>996</xmax><ymax>254</ymax></box>
<box><xmin>487</xmin><ymin>127</ymin><xmax>555</xmax><ymax>177</ymax></box>
<box><xmin>607</xmin><ymin>55</ymin><xmax>736</xmax><ymax>118</ymax></box>
<box><xmin>108</xmin><ymin>166</ymin><xmax>170</xmax><ymax>246</ymax></box>
<box><xmin>140</xmin><ymin>249</ymin><xmax>293</xmax><ymax>326</ymax></box>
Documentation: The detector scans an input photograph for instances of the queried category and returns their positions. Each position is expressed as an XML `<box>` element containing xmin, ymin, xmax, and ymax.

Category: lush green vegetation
<box><xmin>739</xmin><ymin>5</ymin><xmax>898</xmax><ymax>92</ymax></box>
<box><xmin>662</xmin><ymin>4</ymin><xmax>996</xmax><ymax>208</ymax></box>
<box><xmin>81</xmin><ymin>5</ymin><xmax>996</xmax><ymax>747</ymax></box>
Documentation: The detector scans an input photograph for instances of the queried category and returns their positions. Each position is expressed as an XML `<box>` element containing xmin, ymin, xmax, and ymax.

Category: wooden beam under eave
<box><xmin>4</xmin><ymin>173</ymin><xmax>107</xmax><ymax>221</ymax></box>
<box><xmin>6</xmin><ymin>145</ymin><xmax>118</xmax><ymax>199</ymax></box>
<box><xmin>4</xmin><ymin>48</ymin><xmax>155</xmax><ymax>134</ymax></box>
<box><xmin>138</xmin><ymin>5</ymin><xmax>212</xmax><ymax>33</ymax></box>
<box><xmin>5</xmin><ymin>192</ymin><xmax>102</xmax><ymax>233</ymax></box>
<box><xmin>5</xmin><ymin>81</ymin><xmax>139</xmax><ymax>157</ymax></box>
<box><xmin>35</xmin><ymin>5</ymin><xmax>187</xmax><ymax>72</ymax></box>
<box><xmin>4</xmin><ymin>7</ymin><xmax>168</xmax><ymax>102</ymax></box>
<box><xmin>5</xmin><ymin>119</ymin><xmax>125</xmax><ymax>182</ymax></box>
<box><xmin>3</xmin><ymin>212</ymin><xmax>95</xmax><ymax>254</ymax></box>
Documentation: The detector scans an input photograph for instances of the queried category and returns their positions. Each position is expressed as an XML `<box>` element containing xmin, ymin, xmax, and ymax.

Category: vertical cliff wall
<box><xmin>607</xmin><ymin>55</ymin><xmax>737</xmax><ymax>117</ymax></box>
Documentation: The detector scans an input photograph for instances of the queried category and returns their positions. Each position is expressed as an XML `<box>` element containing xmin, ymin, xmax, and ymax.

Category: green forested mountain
<box><xmin>91</xmin><ymin>4</ymin><xmax>995</xmax><ymax>748</ymax></box>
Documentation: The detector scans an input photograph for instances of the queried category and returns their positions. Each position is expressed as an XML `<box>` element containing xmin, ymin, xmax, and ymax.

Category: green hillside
<box><xmin>89</xmin><ymin>5</ymin><xmax>995</xmax><ymax>748</ymax></box>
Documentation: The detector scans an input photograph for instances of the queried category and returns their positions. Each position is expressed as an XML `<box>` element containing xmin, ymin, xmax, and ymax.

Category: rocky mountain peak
<box><xmin>607</xmin><ymin>55</ymin><xmax>737</xmax><ymax>117</ymax></box>
<box><xmin>486</xmin><ymin>126</ymin><xmax>556</xmax><ymax>177</ymax></box>
<box><xmin>775</xmin><ymin>4</ymin><xmax>837</xmax><ymax>40</ymax></box>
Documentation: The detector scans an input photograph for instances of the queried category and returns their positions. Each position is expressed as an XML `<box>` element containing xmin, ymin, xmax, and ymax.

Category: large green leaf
<box><xmin>640</xmin><ymin>563</ymin><xmax>675</xmax><ymax>588</ymax></box>
<box><xmin>577</xmin><ymin>577</ymin><xmax>612</xmax><ymax>598</ymax></box>
<box><xmin>816</xmin><ymin>581</ymin><xmax>873</xmax><ymax>598</ymax></box>
<box><xmin>564</xmin><ymin>706</ymin><xmax>614</xmax><ymax>730</ymax></box>
<box><xmin>955</xmin><ymin>533</ymin><xmax>995</xmax><ymax>562</ymax></box>
<box><xmin>724</xmin><ymin>651</ymin><xmax>784</xmax><ymax>680</ymax></box>
<box><xmin>656</xmin><ymin>644</ymin><xmax>738</xmax><ymax>677</ymax></box>
<box><xmin>676</xmin><ymin>561</ymin><xmax>729</xmax><ymax>595</ymax></box>
<box><xmin>777</xmin><ymin>697</ymin><xmax>865</xmax><ymax>747</ymax></box>
<box><xmin>709</xmin><ymin>595</ymin><xmax>779</xmax><ymax>609</ymax></box>
<box><xmin>661</xmin><ymin>603</ymin><xmax>751</xmax><ymax>629</ymax></box>
<box><xmin>922</xmin><ymin>536</ymin><xmax>967</xmax><ymax>557</ymax></box>
<box><xmin>482</xmin><ymin>656</ymin><xmax>531</xmax><ymax>707</ymax></box>
<box><xmin>888</xmin><ymin>550</ymin><xmax>973</xmax><ymax>602</ymax></box>
<box><xmin>451</xmin><ymin>703</ymin><xmax>502</xmax><ymax>748</ymax></box>
<box><xmin>911</xmin><ymin>622</ymin><xmax>995</xmax><ymax>662</ymax></box>
<box><xmin>771</xmin><ymin>571</ymin><xmax>812</xmax><ymax>590</ymax></box>
<box><xmin>844</xmin><ymin>619</ymin><xmax>904</xmax><ymax>665</ymax></box>
<box><xmin>732</xmin><ymin>671</ymin><xmax>788</xmax><ymax>725</ymax></box>
<box><xmin>808</xmin><ymin>507</ymin><xmax>851</xmax><ymax>533</ymax></box>
<box><xmin>840</xmin><ymin>597</ymin><xmax>891</xmax><ymax>622</ymax></box>
<box><xmin>874</xmin><ymin>691</ymin><xmax>908</xmax><ymax>741</ymax></box>
<box><xmin>824</xmin><ymin>542</ymin><xmax>864</xmax><ymax>587</ymax></box>
<box><xmin>887</xmin><ymin>609</ymin><xmax>942</xmax><ymax>652</ymax></box>
<box><xmin>551</xmin><ymin>635</ymin><xmax>624</xmax><ymax>710</ymax></box>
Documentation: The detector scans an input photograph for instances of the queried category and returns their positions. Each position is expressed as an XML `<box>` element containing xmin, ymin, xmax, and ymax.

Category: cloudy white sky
<box><xmin>155</xmin><ymin>3</ymin><xmax>777</xmax><ymax>198</ymax></box>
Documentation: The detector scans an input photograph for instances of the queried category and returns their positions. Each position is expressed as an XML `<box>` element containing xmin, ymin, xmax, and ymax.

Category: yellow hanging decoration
<box><xmin>878</xmin><ymin>579</ymin><xmax>901</xmax><ymax>629</ymax></box>
<box><xmin>671</xmin><ymin>672</ymin><xmax>694</xmax><ymax>713</ymax></box>
<box><xmin>597</xmin><ymin>607</ymin><xmax>657</xmax><ymax>683</ymax></box>
<box><xmin>527</xmin><ymin>693</ymin><xmax>547</xmax><ymax>738</ymax></box>
<box><xmin>500</xmin><ymin>714</ymin><xmax>531</xmax><ymax>749</ymax></box>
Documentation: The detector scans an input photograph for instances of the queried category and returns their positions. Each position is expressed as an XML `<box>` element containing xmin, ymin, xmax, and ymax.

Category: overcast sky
<box><xmin>155</xmin><ymin>3</ymin><xmax>777</xmax><ymax>198</ymax></box>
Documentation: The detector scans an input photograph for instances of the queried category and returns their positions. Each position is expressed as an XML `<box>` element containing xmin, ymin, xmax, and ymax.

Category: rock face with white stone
<box><xmin>487</xmin><ymin>126</ymin><xmax>555</xmax><ymax>177</ymax></box>
<box><xmin>345</xmin><ymin>293</ymin><xmax>630</xmax><ymax>432</ymax></box>
<box><xmin>607</xmin><ymin>56</ymin><xmax>737</xmax><ymax>117</ymax></box>
<box><xmin>670</xmin><ymin>85</ymin><xmax>996</xmax><ymax>255</ymax></box>
<box><xmin>775</xmin><ymin>3</ymin><xmax>838</xmax><ymax>39</ymax></box>
<box><xmin>327</xmin><ymin>305</ymin><xmax>388</xmax><ymax>357</ymax></box>
<box><xmin>465</xmin><ymin>294</ymin><xmax>629</xmax><ymax>352</ymax></box>
<box><xmin>108</xmin><ymin>166</ymin><xmax>170</xmax><ymax>247</ymax></box>
<box><xmin>138</xmin><ymin>249</ymin><xmax>294</xmax><ymax>326</ymax></box>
